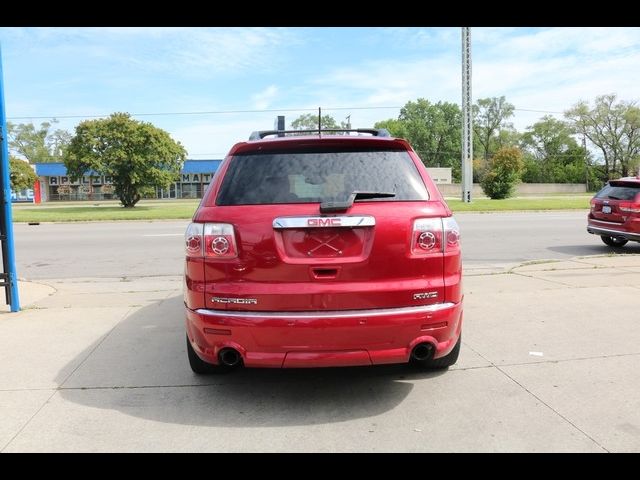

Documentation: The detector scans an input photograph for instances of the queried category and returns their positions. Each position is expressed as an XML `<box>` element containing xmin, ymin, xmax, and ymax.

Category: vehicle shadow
<box><xmin>54</xmin><ymin>295</ymin><xmax>447</xmax><ymax>428</ymax></box>
<box><xmin>547</xmin><ymin>243</ymin><xmax>640</xmax><ymax>256</ymax></box>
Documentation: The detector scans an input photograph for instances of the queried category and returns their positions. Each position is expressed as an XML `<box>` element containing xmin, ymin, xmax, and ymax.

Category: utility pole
<box><xmin>461</xmin><ymin>27</ymin><xmax>473</xmax><ymax>203</ymax></box>
<box><xmin>583</xmin><ymin>135</ymin><xmax>588</xmax><ymax>191</ymax></box>
<box><xmin>0</xmin><ymin>45</ymin><xmax>20</xmax><ymax>311</ymax></box>
<box><xmin>345</xmin><ymin>115</ymin><xmax>351</xmax><ymax>130</ymax></box>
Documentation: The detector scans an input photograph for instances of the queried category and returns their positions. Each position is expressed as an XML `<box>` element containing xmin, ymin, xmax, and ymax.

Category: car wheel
<box><xmin>413</xmin><ymin>335</ymin><xmax>461</xmax><ymax>370</ymax></box>
<box><xmin>186</xmin><ymin>334</ymin><xmax>230</xmax><ymax>374</ymax></box>
<box><xmin>601</xmin><ymin>236</ymin><xmax>628</xmax><ymax>248</ymax></box>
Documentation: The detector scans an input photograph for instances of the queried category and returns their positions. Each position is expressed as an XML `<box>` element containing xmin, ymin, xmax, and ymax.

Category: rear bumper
<box><xmin>185</xmin><ymin>302</ymin><xmax>463</xmax><ymax>368</ymax></box>
<box><xmin>587</xmin><ymin>223</ymin><xmax>640</xmax><ymax>242</ymax></box>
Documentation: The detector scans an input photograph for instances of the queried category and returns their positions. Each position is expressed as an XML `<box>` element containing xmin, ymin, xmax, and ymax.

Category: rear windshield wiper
<box><xmin>320</xmin><ymin>191</ymin><xmax>396</xmax><ymax>213</ymax></box>
<box><xmin>607</xmin><ymin>195</ymin><xmax>621</xmax><ymax>200</ymax></box>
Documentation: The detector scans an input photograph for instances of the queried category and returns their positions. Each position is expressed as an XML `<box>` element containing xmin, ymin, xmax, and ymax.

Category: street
<box><xmin>3</xmin><ymin>210</ymin><xmax>640</xmax><ymax>452</ymax></box>
<box><xmin>12</xmin><ymin>210</ymin><xmax>640</xmax><ymax>279</ymax></box>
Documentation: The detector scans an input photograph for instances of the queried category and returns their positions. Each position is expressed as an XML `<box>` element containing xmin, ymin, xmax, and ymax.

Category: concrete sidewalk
<box><xmin>1</xmin><ymin>254</ymin><xmax>639</xmax><ymax>452</ymax></box>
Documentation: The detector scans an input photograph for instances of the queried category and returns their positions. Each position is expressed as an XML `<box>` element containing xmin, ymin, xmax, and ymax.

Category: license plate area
<box><xmin>273</xmin><ymin>215</ymin><xmax>375</xmax><ymax>263</ymax></box>
<box><xmin>602</xmin><ymin>205</ymin><xmax>612</xmax><ymax>214</ymax></box>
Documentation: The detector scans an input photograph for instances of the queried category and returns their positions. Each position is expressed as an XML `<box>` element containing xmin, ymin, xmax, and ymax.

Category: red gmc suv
<box><xmin>587</xmin><ymin>175</ymin><xmax>640</xmax><ymax>248</ymax></box>
<box><xmin>184</xmin><ymin>128</ymin><xmax>463</xmax><ymax>373</ymax></box>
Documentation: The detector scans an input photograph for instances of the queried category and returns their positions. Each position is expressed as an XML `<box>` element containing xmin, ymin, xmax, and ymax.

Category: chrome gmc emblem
<box><xmin>273</xmin><ymin>216</ymin><xmax>375</xmax><ymax>229</ymax></box>
<box><xmin>307</xmin><ymin>218</ymin><xmax>342</xmax><ymax>227</ymax></box>
<box><xmin>212</xmin><ymin>297</ymin><xmax>258</xmax><ymax>305</ymax></box>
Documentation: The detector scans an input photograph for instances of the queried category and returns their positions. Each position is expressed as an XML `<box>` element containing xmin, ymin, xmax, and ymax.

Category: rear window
<box><xmin>595</xmin><ymin>183</ymin><xmax>640</xmax><ymax>201</ymax></box>
<box><xmin>216</xmin><ymin>149</ymin><xmax>429</xmax><ymax>206</ymax></box>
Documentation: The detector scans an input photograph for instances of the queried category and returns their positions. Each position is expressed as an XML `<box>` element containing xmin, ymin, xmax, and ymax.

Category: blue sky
<box><xmin>1</xmin><ymin>27</ymin><xmax>640</xmax><ymax>159</ymax></box>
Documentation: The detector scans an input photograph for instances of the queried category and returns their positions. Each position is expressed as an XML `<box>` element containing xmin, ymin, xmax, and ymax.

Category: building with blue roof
<box><xmin>34</xmin><ymin>160</ymin><xmax>222</xmax><ymax>201</ymax></box>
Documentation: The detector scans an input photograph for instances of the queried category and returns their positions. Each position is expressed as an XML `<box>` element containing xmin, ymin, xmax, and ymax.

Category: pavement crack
<box><xmin>462</xmin><ymin>342</ymin><xmax>610</xmax><ymax>453</ymax></box>
<box><xmin>0</xmin><ymin>387</ymin><xmax>57</xmax><ymax>393</ymax></box>
<box><xmin>0</xmin><ymin>305</ymin><xmax>138</xmax><ymax>453</ymax></box>
<box><xmin>57</xmin><ymin>383</ymin><xmax>231</xmax><ymax>391</ymax></box>
<box><xmin>498</xmin><ymin>351</ymin><xmax>640</xmax><ymax>368</ymax></box>
<box><xmin>0</xmin><ymin>389</ymin><xmax>60</xmax><ymax>453</ymax></box>
<box><xmin>494</xmin><ymin>365</ymin><xmax>610</xmax><ymax>453</ymax></box>
<box><xmin>509</xmin><ymin>270</ymin><xmax>575</xmax><ymax>287</ymax></box>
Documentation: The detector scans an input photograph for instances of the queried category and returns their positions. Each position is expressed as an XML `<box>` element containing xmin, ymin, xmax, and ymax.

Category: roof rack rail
<box><xmin>248</xmin><ymin>128</ymin><xmax>391</xmax><ymax>141</ymax></box>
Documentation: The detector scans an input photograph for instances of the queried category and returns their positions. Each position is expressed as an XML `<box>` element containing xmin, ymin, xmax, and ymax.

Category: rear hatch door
<box><xmin>592</xmin><ymin>181</ymin><xmax>640</xmax><ymax>223</ymax></box>
<box><xmin>197</xmin><ymin>144</ymin><xmax>448</xmax><ymax>312</ymax></box>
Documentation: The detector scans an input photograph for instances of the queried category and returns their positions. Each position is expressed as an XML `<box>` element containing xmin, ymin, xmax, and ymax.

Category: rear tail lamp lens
<box><xmin>185</xmin><ymin>223</ymin><xmax>238</xmax><ymax>258</ymax></box>
<box><xmin>443</xmin><ymin>217</ymin><xmax>461</xmax><ymax>249</ymax></box>
<box><xmin>412</xmin><ymin>217</ymin><xmax>460</xmax><ymax>255</ymax></box>
<box><xmin>412</xmin><ymin>218</ymin><xmax>443</xmax><ymax>254</ymax></box>
<box><xmin>185</xmin><ymin>223</ymin><xmax>204</xmax><ymax>258</ymax></box>
<box><xmin>619</xmin><ymin>202</ymin><xmax>640</xmax><ymax>214</ymax></box>
<box><xmin>204</xmin><ymin>223</ymin><xmax>238</xmax><ymax>258</ymax></box>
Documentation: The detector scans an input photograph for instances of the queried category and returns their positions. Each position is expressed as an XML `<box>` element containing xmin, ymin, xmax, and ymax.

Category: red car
<box><xmin>184</xmin><ymin>128</ymin><xmax>463</xmax><ymax>372</ymax></box>
<box><xmin>587</xmin><ymin>175</ymin><xmax>640</xmax><ymax>247</ymax></box>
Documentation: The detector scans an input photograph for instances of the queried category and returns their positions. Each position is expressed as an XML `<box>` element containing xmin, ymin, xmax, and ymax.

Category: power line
<box><xmin>6</xmin><ymin>105</ymin><xmax>566</xmax><ymax>121</ymax></box>
<box><xmin>514</xmin><ymin>108</ymin><xmax>564</xmax><ymax>114</ymax></box>
<box><xmin>6</xmin><ymin>105</ymin><xmax>402</xmax><ymax>121</ymax></box>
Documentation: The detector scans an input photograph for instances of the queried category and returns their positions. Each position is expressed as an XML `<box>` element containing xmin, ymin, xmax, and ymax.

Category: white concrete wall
<box><xmin>437</xmin><ymin>183</ymin><xmax>587</xmax><ymax>198</ymax></box>
<box><xmin>425</xmin><ymin>168</ymin><xmax>452</xmax><ymax>184</ymax></box>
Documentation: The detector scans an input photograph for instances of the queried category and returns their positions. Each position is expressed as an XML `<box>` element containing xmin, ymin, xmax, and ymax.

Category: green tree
<box><xmin>65</xmin><ymin>113</ymin><xmax>187</xmax><ymax>208</ymax></box>
<box><xmin>291</xmin><ymin>113</ymin><xmax>345</xmax><ymax>131</ymax></box>
<box><xmin>520</xmin><ymin>116</ymin><xmax>588</xmax><ymax>183</ymax></box>
<box><xmin>376</xmin><ymin>99</ymin><xmax>462</xmax><ymax>181</ymax></box>
<box><xmin>9</xmin><ymin>156</ymin><xmax>38</xmax><ymax>191</ymax></box>
<box><xmin>7</xmin><ymin>119</ymin><xmax>71</xmax><ymax>164</ymax></box>
<box><xmin>480</xmin><ymin>147</ymin><xmax>524</xmax><ymax>199</ymax></box>
<box><xmin>473</xmin><ymin>96</ymin><xmax>515</xmax><ymax>161</ymax></box>
<box><xmin>565</xmin><ymin>94</ymin><xmax>640</xmax><ymax>179</ymax></box>
<box><xmin>374</xmin><ymin>118</ymin><xmax>407</xmax><ymax>138</ymax></box>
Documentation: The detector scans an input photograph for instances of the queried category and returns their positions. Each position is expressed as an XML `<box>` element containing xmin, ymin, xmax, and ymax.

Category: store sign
<box><xmin>11</xmin><ymin>188</ymin><xmax>34</xmax><ymax>203</ymax></box>
<box><xmin>181</xmin><ymin>173</ymin><xmax>212</xmax><ymax>183</ymax></box>
<box><xmin>49</xmin><ymin>175</ymin><xmax>113</xmax><ymax>186</ymax></box>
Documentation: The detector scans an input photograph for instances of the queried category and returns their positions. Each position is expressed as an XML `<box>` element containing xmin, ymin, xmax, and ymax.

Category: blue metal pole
<box><xmin>0</xmin><ymin>44</ymin><xmax>20</xmax><ymax>312</ymax></box>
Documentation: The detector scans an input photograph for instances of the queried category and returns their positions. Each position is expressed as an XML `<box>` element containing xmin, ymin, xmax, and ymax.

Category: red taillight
<box><xmin>185</xmin><ymin>223</ymin><xmax>204</xmax><ymax>258</ymax></box>
<box><xmin>185</xmin><ymin>222</ymin><xmax>238</xmax><ymax>259</ymax></box>
<box><xmin>204</xmin><ymin>223</ymin><xmax>237</xmax><ymax>258</ymax></box>
<box><xmin>411</xmin><ymin>217</ymin><xmax>460</xmax><ymax>255</ymax></box>
<box><xmin>443</xmin><ymin>217</ymin><xmax>461</xmax><ymax>250</ymax></box>
<box><xmin>412</xmin><ymin>218</ymin><xmax>442</xmax><ymax>254</ymax></box>
<box><xmin>619</xmin><ymin>202</ymin><xmax>640</xmax><ymax>214</ymax></box>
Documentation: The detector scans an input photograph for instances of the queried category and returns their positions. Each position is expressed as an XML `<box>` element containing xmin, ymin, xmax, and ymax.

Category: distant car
<box><xmin>587</xmin><ymin>175</ymin><xmax>640</xmax><ymax>247</ymax></box>
<box><xmin>183</xmin><ymin>128</ymin><xmax>463</xmax><ymax>373</ymax></box>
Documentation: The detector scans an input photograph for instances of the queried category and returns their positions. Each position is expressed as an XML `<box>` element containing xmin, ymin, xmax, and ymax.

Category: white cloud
<box><xmin>297</xmin><ymin>27</ymin><xmax>640</xmax><ymax>133</ymax></box>
<box><xmin>6</xmin><ymin>27</ymin><xmax>640</xmax><ymax>158</ymax></box>
<box><xmin>169</xmin><ymin>28</ymin><xmax>295</xmax><ymax>74</ymax></box>
<box><xmin>171</xmin><ymin>113</ymin><xmax>286</xmax><ymax>158</ymax></box>
<box><xmin>4</xmin><ymin>27</ymin><xmax>297</xmax><ymax>76</ymax></box>
<box><xmin>251</xmin><ymin>85</ymin><xmax>279</xmax><ymax>110</ymax></box>
<box><xmin>374</xmin><ymin>27</ymin><xmax>458</xmax><ymax>50</ymax></box>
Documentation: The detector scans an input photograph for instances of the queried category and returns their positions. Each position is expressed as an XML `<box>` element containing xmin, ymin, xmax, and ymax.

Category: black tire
<box><xmin>413</xmin><ymin>335</ymin><xmax>461</xmax><ymax>370</ymax></box>
<box><xmin>601</xmin><ymin>235</ymin><xmax>628</xmax><ymax>248</ymax></box>
<box><xmin>186</xmin><ymin>335</ymin><xmax>229</xmax><ymax>374</ymax></box>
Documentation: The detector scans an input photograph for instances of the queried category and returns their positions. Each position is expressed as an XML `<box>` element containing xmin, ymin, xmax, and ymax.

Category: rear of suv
<box><xmin>184</xmin><ymin>128</ymin><xmax>463</xmax><ymax>373</ymax></box>
<box><xmin>587</xmin><ymin>176</ymin><xmax>640</xmax><ymax>247</ymax></box>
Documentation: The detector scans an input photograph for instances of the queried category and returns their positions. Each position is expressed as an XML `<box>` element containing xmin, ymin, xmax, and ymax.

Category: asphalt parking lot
<box><xmin>2</xmin><ymin>254</ymin><xmax>639</xmax><ymax>452</ymax></box>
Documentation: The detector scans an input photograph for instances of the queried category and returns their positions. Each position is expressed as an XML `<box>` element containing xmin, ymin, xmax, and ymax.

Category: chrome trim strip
<box><xmin>590</xmin><ymin>219</ymin><xmax>624</xmax><ymax>226</ymax></box>
<box><xmin>587</xmin><ymin>226</ymin><xmax>640</xmax><ymax>241</ymax></box>
<box><xmin>273</xmin><ymin>215</ymin><xmax>376</xmax><ymax>229</ymax></box>
<box><xmin>194</xmin><ymin>302</ymin><xmax>457</xmax><ymax>319</ymax></box>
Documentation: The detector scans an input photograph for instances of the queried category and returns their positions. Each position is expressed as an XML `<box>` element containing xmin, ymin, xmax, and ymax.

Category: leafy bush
<box><xmin>481</xmin><ymin>147</ymin><xmax>524</xmax><ymax>199</ymax></box>
<box><xmin>9</xmin><ymin>156</ymin><xmax>38</xmax><ymax>191</ymax></box>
